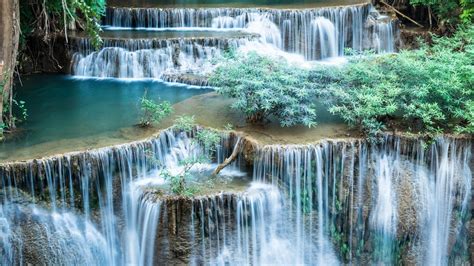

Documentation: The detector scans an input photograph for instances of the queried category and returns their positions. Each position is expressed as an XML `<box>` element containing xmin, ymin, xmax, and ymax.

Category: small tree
<box><xmin>209</xmin><ymin>52</ymin><xmax>318</xmax><ymax>128</ymax></box>
<box><xmin>139</xmin><ymin>92</ymin><xmax>173</xmax><ymax>127</ymax></box>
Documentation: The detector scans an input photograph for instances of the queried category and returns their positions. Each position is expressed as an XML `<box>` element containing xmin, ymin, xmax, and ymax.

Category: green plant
<box><xmin>224</xmin><ymin>123</ymin><xmax>234</xmax><ymax>131</ymax></box>
<box><xmin>161</xmin><ymin>127</ymin><xmax>221</xmax><ymax>196</ymax></box>
<box><xmin>174</xmin><ymin>115</ymin><xmax>196</xmax><ymax>132</ymax></box>
<box><xmin>210</xmin><ymin>52</ymin><xmax>318</xmax><ymax>127</ymax></box>
<box><xmin>324</xmin><ymin>24</ymin><xmax>474</xmax><ymax>137</ymax></box>
<box><xmin>161</xmin><ymin>157</ymin><xmax>204</xmax><ymax>196</ymax></box>
<box><xmin>210</xmin><ymin>25</ymin><xmax>473</xmax><ymax>139</ymax></box>
<box><xmin>20</xmin><ymin>0</ymin><xmax>106</xmax><ymax>48</ymax></box>
<box><xmin>13</xmin><ymin>99</ymin><xmax>28</xmax><ymax>123</ymax></box>
<box><xmin>139</xmin><ymin>93</ymin><xmax>173</xmax><ymax>127</ymax></box>
<box><xmin>409</xmin><ymin>0</ymin><xmax>473</xmax><ymax>28</ymax></box>
<box><xmin>461</xmin><ymin>0</ymin><xmax>474</xmax><ymax>22</ymax></box>
<box><xmin>195</xmin><ymin>129</ymin><xmax>221</xmax><ymax>152</ymax></box>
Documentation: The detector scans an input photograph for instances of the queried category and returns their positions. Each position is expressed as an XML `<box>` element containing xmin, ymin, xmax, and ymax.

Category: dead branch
<box><xmin>212</xmin><ymin>138</ymin><xmax>242</xmax><ymax>176</ymax></box>
<box><xmin>380</xmin><ymin>0</ymin><xmax>424</xmax><ymax>28</ymax></box>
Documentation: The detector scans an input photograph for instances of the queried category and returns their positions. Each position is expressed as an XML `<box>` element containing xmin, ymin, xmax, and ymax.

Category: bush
<box><xmin>139</xmin><ymin>93</ymin><xmax>173</xmax><ymax>127</ymax></box>
<box><xmin>209</xmin><ymin>52</ymin><xmax>318</xmax><ymax>128</ymax></box>
<box><xmin>209</xmin><ymin>25</ymin><xmax>473</xmax><ymax>138</ymax></box>
<box><xmin>174</xmin><ymin>115</ymin><xmax>196</xmax><ymax>132</ymax></box>
<box><xmin>409</xmin><ymin>0</ymin><xmax>473</xmax><ymax>27</ymax></box>
<box><xmin>324</xmin><ymin>24</ymin><xmax>474</xmax><ymax>136</ymax></box>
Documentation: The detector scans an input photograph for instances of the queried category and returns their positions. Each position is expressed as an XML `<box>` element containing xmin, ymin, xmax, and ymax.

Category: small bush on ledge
<box><xmin>209</xmin><ymin>52</ymin><xmax>319</xmax><ymax>128</ymax></box>
<box><xmin>139</xmin><ymin>92</ymin><xmax>173</xmax><ymax>127</ymax></box>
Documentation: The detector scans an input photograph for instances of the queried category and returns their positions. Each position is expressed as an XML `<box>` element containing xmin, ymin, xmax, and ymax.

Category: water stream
<box><xmin>0</xmin><ymin>130</ymin><xmax>471</xmax><ymax>265</ymax></box>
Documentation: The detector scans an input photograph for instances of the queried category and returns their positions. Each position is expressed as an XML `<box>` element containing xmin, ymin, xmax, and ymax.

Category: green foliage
<box><xmin>461</xmin><ymin>0</ymin><xmax>474</xmax><ymax>22</ymax></box>
<box><xmin>173</xmin><ymin>115</ymin><xmax>222</xmax><ymax>153</ymax></box>
<box><xmin>74</xmin><ymin>0</ymin><xmax>106</xmax><ymax>48</ymax></box>
<box><xmin>209</xmin><ymin>52</ymin><xmax>318</xmax><ymax>128</ymax></box>
<box><xmin>13</xmin><ymin>99</ymin><xmax>28</xmax><ymax>124</ymax></box>
<box><xmin>20</xmin><ymin>0</ymin><xmax>106</xmax><ymax>49</ymax></box>
<box><xmin>409</xmin><ymin>0</ymin><xmax>473</xmax><ymax>25</ymax></box>
<box><xmin>224</xmin><ymin>123</ymin><xmax>234</xmax><ymax>131</ymax></box>
<box><xmin>160</xmin><ymin>127</ymin><xmax>221</xmax><ymax>196</ymax></box>
<box><xmin>324</xmin><ymin>24</ymin><xmax>474</xmax><ymax>136</ymax></box>
<box><xmin>161</xmin><ymin>157</ymin><xmax>203</xmax><ymax>196</ymax></box>
<box><xmin>174</xmin><ymin>115</ymin><xmax>196</xmax><ymax>132</ymax></box>
<box><xmin>209</xmin><ymin>25</ymin><xmax>473</xmax><ymax>139</ymax></box>
<box><xmin>195</xmin><ymin>129</ymin><xmax>221</xmax><ymax>152</ymax></box>
<box><xmin>139</xmin><ymin>93</ymin><xmax>173</xmax><ymax>127</ymax></box>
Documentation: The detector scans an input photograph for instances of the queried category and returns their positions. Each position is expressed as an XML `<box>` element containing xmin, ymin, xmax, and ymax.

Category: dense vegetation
<box><xmin>210</xmin><ymin>24</ymin><xmax>473</xmax><ymax>138</ymax></box>
<box><xmin>408</xmin><ymin>0</ymin><xmax>474</xmax><ymax>28</ymax></box>
<box><xmin>20</xmin><ymin>0</ymin><xmax>105</xmax><ymax>48</ymax></box>
<box><xmin>139</xmin><ymin>93</ymin><xmax>173</xmax><ymax>127</ymax></box>
<box><xmin>0</xmin><ymin>0</ymin><xmax>106</xmax><ymax>139</ymax></box>
<box><xmin>209</xmin><ymin>51</ymin><xmax>318</xmax><ymax>127</ymax></box>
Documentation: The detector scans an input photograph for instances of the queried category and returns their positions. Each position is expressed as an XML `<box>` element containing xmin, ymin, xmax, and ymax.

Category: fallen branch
<box><xmin>212</xmin><ymin>138</ymin><xmax>242</xmax><ymax>176</ymax></box>
<box><xmin>380</xmin><ymin>0</ymin><xmax>424</xmax><ymax>28</ymax></box>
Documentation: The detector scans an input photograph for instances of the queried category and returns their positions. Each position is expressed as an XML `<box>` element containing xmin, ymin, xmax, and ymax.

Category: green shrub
<box><xmin>409</xmin><ymin>0</ymin><xmax>473</xmax><ymax>26</ymax></box>
<box><xmin>161</xmin><ymin>127</ymin><xmax>221</xmax><ymax>196</ymax></box>
<box><xmin>139</xmin><ymin>93</ymin><xmax>173</xmax><ymax>127</ymax></box>
<box><xmin>196</xmin><ymin>129</ymin><xmax>221</xmax><ymax>152</ymax></box>
<box><xmin>20</xmin><ymin>0</ymin><xmax>106</xmax><ymax>49</ymax></box>
<box><xmin>161</xmin><ymin>157</ymin><xmax>202</xmax><ymax>196</ymax></box>
<box><xmin>325</xmin><ymin>24</ymin><xmax>474</xmax><ymax>136</ymax></box>
<box><xmin>174</xmin><ymin>115</ymin><xmax>196</xmax><ymax>132</ymax></box>
<box><xmin>209</xmin><ymin>52</ymin><xmax>318</xmax><ymax>128</ymax></box>
<box><xmin>209</xmin><ymin>25</ymin><xmax>473</xmax><ymax>138</ymax></box>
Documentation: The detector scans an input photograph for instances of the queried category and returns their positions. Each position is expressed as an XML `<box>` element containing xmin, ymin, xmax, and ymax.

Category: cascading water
<box><xmin>101</xmin><ymin>5</ymin><xmax>397</xmax><ymax>60</ymax></box>
<box><xmin>310</xmin><ymin>17</ymin><xmax>337</xmax><ymax>59</ymax></box>
<box><xmin>252</xmin><ymin>136</ymin><xmax>472</xmax><ymax>265</ymax></box>
<box><xmin>71</xmin><ymin>37</ymin><xmax>250</xmax><ymax>79</ymax></box>
<box><xmin>70</xmin><ymin>3</ymin><xmax>399</xmax><ymax>80</ymax></box>
<box><xmin>0</xmin><ymin>130</ymin><xmax>471</xmax><ymax>265</ymax></box>
<box><xmin>0</xmin><ymin>129</ymin><xmax>236</xmax><ymax>264</ymax></box>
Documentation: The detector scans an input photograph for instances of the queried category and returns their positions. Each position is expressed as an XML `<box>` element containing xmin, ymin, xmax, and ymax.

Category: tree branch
<box><xmin>212</xmin><ymin>138</ymin><xmax>242</xmax><ymax>176</ymax></box>
<box><xmin>380</xmin><ymin>0</ymin><xmax>424</xmax><ymax>28</ymax></box>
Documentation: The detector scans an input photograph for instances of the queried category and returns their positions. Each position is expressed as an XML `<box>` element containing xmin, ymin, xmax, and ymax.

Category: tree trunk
<box><xmin>0</xmin><ymin>0</ymin><xmax>21</xmax><ymax>138</ymax></box>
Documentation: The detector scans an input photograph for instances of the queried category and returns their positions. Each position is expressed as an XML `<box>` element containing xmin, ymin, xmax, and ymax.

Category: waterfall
<box><xmin>101</xmin><ymin>5</ymin><xmax>396</xmax><ymax>61</ymax></box>
<box><xmin>369</xmin><ymin>139</ymin><xmax>400</xmax><ymax>263</ymax></box>
<box><xmin>252</xmin><ymin>136</ymin><xmax>472</xmax><ymax>264</ymax></box>
<box><xmin>423</xmin><ymin>138</ymin><xmax>472</xmax><ymax>265</ymax></box>
<box><xmin>0</xmin><ymin>131</ymin><xmax>470</xmax><ymax>264</ymax></box>
<box><xmin>0</xmin><ymin>205</ymin><xmax>12</xmax><ymax>265</ymax></box>
<box><xmin>253</xmin><ymin>143</ymin><xmax>343</xmax><ymax>265</ymax></box>
<box><xmin>0</xmin><ymin>129</ymin><xmax>240</xmax><ymax>264</ymax></box>
<box><xmin>243</xmin><ymin>14</ymin><xmax>282</xmax><ymax>48</ymax></box>
<box><xmin>373</xmin><ymin>21</ymin><xmax>395</xmax><ymax>53</ymax></box>
<box><xmin>366</xmin><ymin>7</ymin><xmax>397</xmax><ymax>53</ymax></box>
<box><xmin>310</xmin><ymin>17</ymin><xmax>337</xmax><ymax>59</ymax></box>
<box><xmin>69</xmin><ymin>3</ymin><xmax>398</xmax><ymax>81</ymax></box>
<box><xmin>234</xmin><ymin>183</ymin><xmax>291</xmax><ymax>265</ymax></box>
<box><xmin>71</xmin><ymin>38</ymin><xmax>249</xmax><ymax>79</ymax></box>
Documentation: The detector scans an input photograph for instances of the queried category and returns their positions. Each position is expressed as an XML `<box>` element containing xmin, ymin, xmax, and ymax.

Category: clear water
<box><xmin>1</xmin><ymin>75</ymin><xmax>210</xmax><ymax>158</ymax></box>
